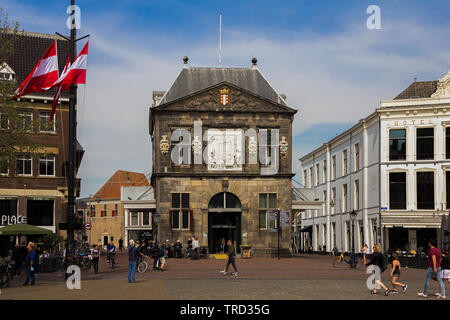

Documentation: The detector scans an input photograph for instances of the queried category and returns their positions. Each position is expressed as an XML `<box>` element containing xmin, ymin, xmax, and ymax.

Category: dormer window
<box><xmin>0</xmin><ymin>62</ymin><xmax>16</xmax><ymax>81</ymax></box>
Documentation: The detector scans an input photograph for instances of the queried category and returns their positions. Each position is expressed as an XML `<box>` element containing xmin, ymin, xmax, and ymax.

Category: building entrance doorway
<box><xmin>208</xmin><ymin>192</ymin><xmax>242</xmax><ymax>254</ymax></box>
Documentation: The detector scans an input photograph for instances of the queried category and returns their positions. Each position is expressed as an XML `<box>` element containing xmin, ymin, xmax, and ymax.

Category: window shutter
<box><xmin>170</xmin><ymin>211</ymin><xmax>173</xmax><ymax>229</ymax></box>
<box><xmin>189</xmin><ymin>210</ymin><xmax>193</xmax><ymax>231</ymax></box>
<box><xmin>90</xmin><ymin>210</ymin><xmax>93</xmax><ymax>217</ymax></box>
<box><xmin>101</xmin><ymin>211</ymin><xmax>104</xmax><ymax>217</ymax></box>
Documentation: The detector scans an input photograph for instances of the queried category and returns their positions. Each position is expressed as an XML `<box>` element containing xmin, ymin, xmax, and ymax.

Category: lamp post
<box><xmin>349</xmin><ymin>210</ymin><xmax>357</xmax><ymax>268</ymax></box>
<box><xmin>152</xmin><ymin>212</ymin><xmax>160</xmax><ymax>245</ymax></box>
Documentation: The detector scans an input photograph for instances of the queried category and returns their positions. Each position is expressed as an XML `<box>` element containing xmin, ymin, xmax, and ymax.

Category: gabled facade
<box><xmin>149</xmin><ymin>59</ymin><xmax>298</xmax><ymax>256</ymax></box>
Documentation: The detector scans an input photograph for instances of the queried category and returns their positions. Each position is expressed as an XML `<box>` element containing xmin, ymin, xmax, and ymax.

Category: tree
<box><xmin>0</xmin><ymin>8</ymin><xmax>50</xmax><ymax>175</ymax></box>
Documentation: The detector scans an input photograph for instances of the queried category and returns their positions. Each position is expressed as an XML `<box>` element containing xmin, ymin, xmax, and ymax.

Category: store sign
<box><xmin>1</xmin><ymin>215</ymin><xmax>26</xmax><ymax>225</ymax></box>
<box><xmin>279</xmin><ymin>210</ymin><xmax>291</xmax><ymax>227</ymax></box>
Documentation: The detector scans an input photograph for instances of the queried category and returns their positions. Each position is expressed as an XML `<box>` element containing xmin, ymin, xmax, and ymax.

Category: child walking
<box><xmin>390</xmin><ymin>253</ymin><xmax>407</xmax><ymax>294</ymax></box>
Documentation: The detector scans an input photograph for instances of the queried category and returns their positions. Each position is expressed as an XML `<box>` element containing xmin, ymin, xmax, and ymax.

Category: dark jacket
<box><xmin>227</xmin><ymin>243</ymin><xmax>236</xmax><ymax>257</ymax></box>
<box><xmin>128</xmin><ymin>246</ymin><xmax>139</xmax><ymax>263</ymax></box>
<box><xmin>366</xmin><ymin>252</ymin><xmax>386</xmax><ymax>272</ymax></box>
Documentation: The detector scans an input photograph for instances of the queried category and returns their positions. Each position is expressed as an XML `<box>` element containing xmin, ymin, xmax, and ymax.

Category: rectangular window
<box><xmin>39</xmin><ymin>110</ymin><xmax>55</xmax><ymax>132</ymax></box>
<box><xmin>342</xmin><ymin>184</ymin><xmax>347</xmax><ymax>213</ymax></box>
<box><xmin>90</xmin><ymin>205</ymin><xmax>95</xmax><ymax>217</ymax></box>
<box><xmin>389</xmin><ymin>172</ymin><xmax>406</xmax><ymax>210</ymax></box>
<box><xmin>446</xmin><ymin>127</ymin><xmax>450</xmax><ymax>159</ymax></box>
<box><xmin>303</xmin><ymin>170</ymin><xmax>307</xmax><ymax>187</ymax></box>
<box><xmin>0</xmin><ymin>112</ymin><xmax>9</xmax><ymax>130</ymax></box>
<box><xmin>16</xmin><ymin>154</ymin><xmax>32</xmax><ymax>175</ymax></box>
<box><xmin>332</xmin><ymin>156</ymin><xmax>336</xmax><ymax>180</ymax></box>
<box><xmin>27</xmin><ymin>199</ymin><xmax>54</xmax><ymax>226</ymax></box>
<box><xmin>259</xmin><ymin>193</ymin><xmax>277</xmax><ymax>229</ymax></box>
<box><xmin>142</xmin><ymin>212</ymin><xmax>150</xmax><ymax>226</ymax></box>
<box><xmin>39</xmin><ymin>155</ymin><xmax>55</xmax><ymax>176</ymax></box>
<box><xmin>323</xmin><ymin>190</ymin><xmax>327</xmax><ymax>215</ymax></box>
<box><xmin>354</xmin><ymin>143</ymin><xmax>360</xmax><ymax>171</ymax></box>
<box><xmin>131</xmin><ymin>212</ymin><xmax>138</xmax><ymax>226</ymax></box>
<box><xmin>447</xmin><ymin>172</ymin><xmax>450</xmax><ymax>209</ymax></box>
<box><xmin>343</xmin><ymin>150</ymin><xmax>348</xmax><ymax>176</ymax></box>
<box><xmin>331</xmin><ymin>188</ymin><xmax>336</xmax><ymax>214</ymax></box>
<box><xmin>354</xmin><ymin>180</ymin><xmax>360</xmax><ymax>210</ymax></box>
<box><xmin>416</xmin><ymin>128</ymin><xmax>434</xmax><ymax>160</ymax></box>
<box><xmin>389</xmin><ymin>129</ymin><xmax>406</xmax><ymax>161</ymax></box>
<box><xmin>316</xmin><ymin>163</ymin><xmax>320</xmax><ymax>186</ymax></box>
<box><xmin>417</xmin><ymin>172</ymin><xmax>434</xmax><ymax>209</ymax></box>
<box><xmin>309</xmin><ymin>168</ymin><xmax>313</xmax><ymax>188</ymax></box>
<box><xmin>103</xmin><ymin>204</ymin><xmax>107</xmax><ymax>217</ymax></box>
<box><xmin>0</xmin><ymin>159</ymin><xmax>8</xmax><ymax>175</ymax></box>
<box><xmin>171</xmin><ymin>193</ymin><xmax>190</xmax><ymax>230</ymax></box>
<box><xmin>346</xmin><ymin>221</ymin><xmax>351</xmax><ymax>252</ymax></box>
<box><xmin>19</xmin><ymin>110</ymin><xmax>33</xmax><ymax>131</ymax></box>
<box><xmin>323</xmin><ymin>160</ymin><xmax>327</xmax><ymax>183</ymax></box>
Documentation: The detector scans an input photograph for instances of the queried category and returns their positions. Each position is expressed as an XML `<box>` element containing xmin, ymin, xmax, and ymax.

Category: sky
<box><xmin>2</xmin><ymin>0</ymin><xmax>450</xmax><ymax>197</ymax></box>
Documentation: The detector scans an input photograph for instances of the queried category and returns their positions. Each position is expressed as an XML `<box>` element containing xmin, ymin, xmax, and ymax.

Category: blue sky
<box><xmin>2</xmin><ymin>0</ymin><xmax>450</xmax><ymax>196</ymax></box>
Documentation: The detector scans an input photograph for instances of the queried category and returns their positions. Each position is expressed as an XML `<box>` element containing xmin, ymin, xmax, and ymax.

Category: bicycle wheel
<box><xmin>138</xmin><ymin>260</ymin><xmax>148</xmax><ymax>273</ymax></box>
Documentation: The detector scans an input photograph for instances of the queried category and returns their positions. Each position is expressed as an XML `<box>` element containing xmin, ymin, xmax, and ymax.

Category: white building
<box><xmin>299</xmin><ymin>70</ymin><xmax>450</xmax><ymax>253</ymax></box>
<box><xmin>121</xmin><ymin>186</ymin><xmax>156</xmax><ymax>246</ymax></box>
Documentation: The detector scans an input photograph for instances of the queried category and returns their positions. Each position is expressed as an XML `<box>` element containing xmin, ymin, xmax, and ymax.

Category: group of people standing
<box><xmin>365</xmin><ymin>240</ymin><xmax>448</xmax><ymax>298</ymax></box>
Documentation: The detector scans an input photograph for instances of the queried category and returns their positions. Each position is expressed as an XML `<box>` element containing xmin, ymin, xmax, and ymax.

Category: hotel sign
<box><xmin>392</xmin><ymin>119</ymin><xmax>434</xmax><ymax>126</ymax></box>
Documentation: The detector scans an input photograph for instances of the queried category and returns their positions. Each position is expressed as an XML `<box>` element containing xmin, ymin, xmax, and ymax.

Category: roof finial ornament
<box><xmin>251</xmin><ymin>57</ymin><xmax>257</xmax><ymax>70</ymax></box>
<box><xmin>183</xmin><ymin>56</ymin><xmax>189</xmax><ymax>65</ymax></box>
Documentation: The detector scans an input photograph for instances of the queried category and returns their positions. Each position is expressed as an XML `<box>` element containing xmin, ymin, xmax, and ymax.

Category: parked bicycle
<box><xmin>137</xmin><ymin>255</ymin><xmax>150</xmax><ymax>273</ymax></box>
<box><xmin>0</xmin><ymin>256</ymin><xmax>15</xmax><ymax>288</ymax></box>
<box><xmin>332</xmin><ymin>252</ymin><xmax>364</xmax><ymax>269</ymax></box>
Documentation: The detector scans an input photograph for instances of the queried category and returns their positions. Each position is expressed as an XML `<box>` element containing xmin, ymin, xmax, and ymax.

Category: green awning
<box><xmin>0</xmin><ymin>224</ymin><xmax>52</xmax><ymax>236</ymax></box>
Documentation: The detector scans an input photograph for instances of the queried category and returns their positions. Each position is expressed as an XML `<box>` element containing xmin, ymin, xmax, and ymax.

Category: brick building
<box><xmin>0</xmin><ymin>31</ymin><xmax>83</xmax><ymax>248</ymax></box>
<box><xmin>149</xmin><ymin>58</ymin><xmax>297</xmax><ymax>256</ymax></box>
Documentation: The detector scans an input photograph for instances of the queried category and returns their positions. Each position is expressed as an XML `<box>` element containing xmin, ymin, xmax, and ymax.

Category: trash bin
<box><xmin>42</xmin><ymin>258</ymin><xmax>52</xmax><ymax>272</ymax></box>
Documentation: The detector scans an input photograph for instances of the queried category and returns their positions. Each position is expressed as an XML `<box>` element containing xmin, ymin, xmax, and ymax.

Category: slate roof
<box><xmin>158</xmin><ymin>67</ymin><xmax>288</xmax><ymax>107</ymax></box>
<box><xmin>1</xmin><ymin>30</ymin><xmax>71</xmax><ymax>99</ymax></box>
<box><xmin>93</xmin><ymin>170</ymin><xmax>150</xmax><ymax>200</ymax></box>
<box><xmin>394</xmin><ymin>80</ymin><xmax>438</xmax><ymax>100</ymax></box>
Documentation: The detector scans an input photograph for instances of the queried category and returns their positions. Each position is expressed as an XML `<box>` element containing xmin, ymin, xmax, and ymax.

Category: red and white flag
<box><xmin>14</xmin><ymin>41</ymin><xmax>59</xmax><ymax>98</ymax></box>
<box><xmin>52</xmin><ymin>41</ymin><xmax>89</xmax><ymax>89</ymax></box>
<box><xmin>49</xmin><ymin>56</ymin><xmax>71</xmax><ymax>123</ymax></box>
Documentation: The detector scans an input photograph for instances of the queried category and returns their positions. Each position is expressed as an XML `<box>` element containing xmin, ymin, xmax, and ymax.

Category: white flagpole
<box><xmin>219</xmin><ymin>12</ymin><xmax>222</xmax><ymax>67</ymax></box>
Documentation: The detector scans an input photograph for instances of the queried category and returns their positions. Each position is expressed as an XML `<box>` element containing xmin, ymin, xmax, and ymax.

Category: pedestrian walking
<box><xmin>23</xmin><ymin>242</ymin><xmax>36</xmax><ymax>286</ymax></box>
<box><xmin>365</xmin><ymin>244</ymin><xmax>389</xmax><ymax>296</ymax></box>
<box><xmin>11</xmin><ymin>243</ymin><xmax>22</xmax><ymax>276</ymax></box>
<box><xmin>119</xmin><ymin>238</ymin><xmax>123</xmax><ymax>251</ymax></box>
<box><xmin>418</xmin><ymin>240</ymin><xmax>446</xmax><ymax>299</ymax></box>
<box><xmin>221</xmin><ymin>240</ymin><xmax>238</xmax><ymax>276</ymax></box>
<box><xmin>390</xmin><ymin>253</ymin><xmax>407</xmax><ymax>294</ymax></box>
<box><xmin>192</xmin><ymin>237</ymin><xmax>200</xmax><ymax>259</ymax></box>
<box><xmin>92</xmin><ymin>245</ymin><xmax>100</xmax><ymax>274</ymax></box>
<box><xmin>362</xmin><ymin>243</ymin><xmax>368</xmax><ymax>266</ymax></box>
<box><xmin>151</xmin><ymin>240</ymin><xmax>160</xmax><ymax>270</ymax></box>
<box><xmin>128</xmin><ymin>239</ymin><xmax>138</xmax><ymax>283</ymax></box>
<box><xmin>440</xmin><ymin>248</ymin><xmax>450</xmax><ymax>284</ymax></box>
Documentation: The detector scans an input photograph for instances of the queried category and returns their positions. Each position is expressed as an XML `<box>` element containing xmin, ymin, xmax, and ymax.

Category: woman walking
<box><xmin>365</xmin><ymin>244</ymin><xmax>390</xmax><ymax>296</ymax></box>
<box><xmin>92</xmin><ymin>245</ymin><xmax>100</xmax><ymax>274</ymax></box>
<box><xmin>390</xmin><ymin>253</ymin><xmax>407</xmax><ymax>294</ymax></box>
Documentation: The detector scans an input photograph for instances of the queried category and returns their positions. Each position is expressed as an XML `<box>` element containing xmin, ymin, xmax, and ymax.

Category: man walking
<box><xmin>221</xmin><ymin>240</ymin><xmax>238</xmax><ymax>277</ymax></box>
<box><xmin>119</xmin><ymin>238</ymin><xmax>123</xmax><ymax>251</ymax></box>
<box><xmin>128</xmin><ymin>239</ymin><xmax>138</xmax><ymax>283</ymax></box>
<box><xmin>418</xmin><ymin>240</ymin><xmax>446</xmax><ymax>299</ymax></box>
<box><xmin>23</xmin><ymin>242</ymin><xmax>36</xmax><ymax>286</ymax></box>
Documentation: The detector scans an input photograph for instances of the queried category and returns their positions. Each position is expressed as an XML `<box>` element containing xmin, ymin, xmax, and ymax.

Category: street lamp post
<box><xmin>350</xmin><ymin>210</ymin><xmax>357</xmax><ymax>268</ymax></box>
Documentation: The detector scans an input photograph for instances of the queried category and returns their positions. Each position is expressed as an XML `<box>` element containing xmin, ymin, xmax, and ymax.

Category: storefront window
<box><xmin>0</xmin><ymin>198</ymin><xmax>17</xmax><ymax>226</ymax></box>
<box><xmin>27</xmin><ymin>199</ymin><xmax>53</xmax><ymax>226</ymax></box>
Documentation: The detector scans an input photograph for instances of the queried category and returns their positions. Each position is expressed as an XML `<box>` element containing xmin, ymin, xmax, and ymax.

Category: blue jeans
<box><xmin>25</xmin><ymin>266</ymin><xmax>35</xmax><ymax>285</ymax></box>
<box><xmin>128</xmin><ymin>262</ymin><xmax>136</xmax><ymax>282</ymax></box>
<box><xmin>423</xmin><ymin>267</ymin><xmax>445</xmax><ymax>296</ymax></box>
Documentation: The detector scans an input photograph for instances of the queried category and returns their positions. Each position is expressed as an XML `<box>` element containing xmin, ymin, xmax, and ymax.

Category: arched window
<box><xmin>208</xmin><ymin>192</ymin><xmax>241</xmax><ymax>209</ymax></box>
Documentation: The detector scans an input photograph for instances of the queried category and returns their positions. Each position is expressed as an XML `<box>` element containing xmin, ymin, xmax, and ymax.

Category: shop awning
<box><xmin>0</xmin><ymin>224</ymin><xmax>52</xmax><ymax>236</ymax></box>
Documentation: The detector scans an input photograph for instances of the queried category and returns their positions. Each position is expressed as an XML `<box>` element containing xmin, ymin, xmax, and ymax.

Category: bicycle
<box><xmin>0</xmin><ymin>257</ymin><xmax>15</xmax><ymax>288</ymax></box>
<box><xmin>332</xmin><ymin>252</ymin><xmax>364</xmax><ymax>269</ymax></box>
<box><xmin>107</xmin><ymin>252</ymin><xmax>116</xmax><ymax>268</ymax></box>
<box><xmin>137</xmin><ymin>255</ymin><xmax>150</xmax><ymax>273</ymax></box>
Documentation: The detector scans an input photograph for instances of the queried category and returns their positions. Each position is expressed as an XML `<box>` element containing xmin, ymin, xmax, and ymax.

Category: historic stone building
<box><xmin>149</xmin><ymin>58</ymin><xmax>297</xmax><ymax>256</ymax></box>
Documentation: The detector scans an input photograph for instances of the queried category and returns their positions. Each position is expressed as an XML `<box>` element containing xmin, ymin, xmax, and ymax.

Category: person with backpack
<box><xmin>390</xmin><ymin>252</ymin><xmax>407</xmax><ymax>294</ymax></box>
<box><xmin>365</xmin><ymin>244</ymin><xmax>389</xmax><ymax>296</ymax></box>
<box><xmin>418</xmin><ymin>240</ymin><xmax>446</xmax><ymax>299</ymax></box>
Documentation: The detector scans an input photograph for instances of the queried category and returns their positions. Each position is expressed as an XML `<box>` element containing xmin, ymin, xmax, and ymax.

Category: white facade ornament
<box><xmin>248</xmin><ymin>136</ymin><xmax>257</xmax><ymax>156</ymax></box>
<box><xmin>280</xmin><ymin>136</ymin><xmax>288</xmax><ymax>156</ymax></box>
<box><xmin>192</xmin><ymin>135</ymin><xmax>202</xmax><ymax>154</ymax></box>
<box><xmin>431</xmin><ymin>70</ymin><xmax>450</xmax><ymax>98</ymax></box>
<box><xmin>160</xmin><ymin>135</ymin><xmax>169</xmax><ymax>154</ymax></box>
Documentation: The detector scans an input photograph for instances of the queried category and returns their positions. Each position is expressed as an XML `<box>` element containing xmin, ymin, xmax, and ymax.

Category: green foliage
<box><xmin>41</xmin><ymin>233</ymin><xmax>62</xmax><ymax>251</ymax></box>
